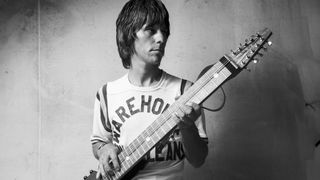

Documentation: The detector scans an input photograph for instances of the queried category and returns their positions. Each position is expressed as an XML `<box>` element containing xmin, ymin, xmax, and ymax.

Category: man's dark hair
<box><xmin>116</xmin><ymin>0</ymin><xmax>170</xmax><ymax>69</ymax></box>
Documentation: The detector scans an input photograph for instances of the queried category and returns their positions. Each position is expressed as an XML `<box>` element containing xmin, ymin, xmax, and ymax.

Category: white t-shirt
<box><xmin>91</xmin><ymin>71</ymin><xmax>207</xmax><ymax>180</ymax></box>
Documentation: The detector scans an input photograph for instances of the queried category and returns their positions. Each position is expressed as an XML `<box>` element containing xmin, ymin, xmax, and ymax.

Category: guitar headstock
<box><xmin>227</xmin><ymin>28</ymin><xmax>273</xmax><ymax>69</ymax></box>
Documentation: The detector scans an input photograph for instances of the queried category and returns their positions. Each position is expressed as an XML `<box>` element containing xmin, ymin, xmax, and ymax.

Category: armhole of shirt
<box><xmin>180</xmin><ymin>79</ymin><xmax>187</xmax><ymax>95</ymax></box>
<box><xmin>97</xmin><ymin>83</ymin><xmax>112</xmax><ymax>133</ymax></box>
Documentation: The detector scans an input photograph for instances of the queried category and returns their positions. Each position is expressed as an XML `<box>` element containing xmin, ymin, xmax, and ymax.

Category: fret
<box><xmin>152</xmin><ymin>130</ymin><xmax>160</xmax><ymax>141</ymax></box>
<box><xmin>132</xmin><ymin>139</ymin><xmax>140</xmax><ymax>150</ymax></box>
<box><xmin>133</xmin><ymin>146</ymin><xmax>141</xmax><ymax>157</ymax></box>
<box><xmin>215</xmin><ymin>74</ymin><xmax>226</xmax><ymax>85</ymax></box>
<box><xmin>196</xmin><ymin>89</ymin><xmax>209</xmax><ymax>101</ymax></box>
<box><xmin>221</xmin><ymin>68</ymin><xmax>231</xmax><ymax>78</ymax></box>
<box><xmin>116</xmin><ymin>169</ymin><xmax>125</xmax><ymax>179</ymax></box>
<box><xmin>169</xmin><ymin>121</ymin><xmax>178</xmax><ymax>129</ymax></box>
<box><xmin>137</xmin><ymin>134</ymin><xmax>144</xmax><ymax>144</ymax></box>
<box><xmin>120</xmin><ymin>161</ymin><xmax>128</xmax><ymax>172</ymax></box>
<box><xmin>202</xmin><ymin>83</ymin><xmax>211</xmax><ymax>94</ymax></box>
<box><xmin>166</xmin><ymin>117</ymin><xmax>175</xmax><ymax>128</ymax></box>
<box><xmin>146</xmin><ymin>137</ymin><xmax>154</xmax><ymax>147</ymax></box>
<box><xmin>164</xmin><ymin>108</ymin><xmax>173</xmax><ymax>116</ymax></box>
<box><xmin>202</xmin><ymin>80</ymin><xmax>218</xmax><ymax>95</ymax></box>
<box><xmin>141</xmin><ymin>130</ymin><xmax>147</xmax><ymax>139</ymax></box>
<box><xmin>156</xmin><ymin>117</ymin><xmax>166</xmax><ymax>127</ymax></box>
<box><xmin>137</xmin><ymin>145</ymin><xmax>144</xmax><ymax>156</ymax></box>
<box><xmin>207</xmin><ymin>82</ymin><xmax>217</xmax><ymax>93</ymax></box>
<box><xmin>141</xmin><ymin>143</ymin><xmax>149</xmax><ymax>152</ymax></box>
<box><xmin>124</xmin><ymin>156</ymin><xmax>132</xmax><ymax>167</ymax></box>
<box><xmin>146</xmin><ymin>127</ymin><xmax>152</xmax><ymax>136</ymax></box>
<box><xmin>156</xmin><ymin>127</ymin><xmax>166</xmax><ymax>138</ymax></box>
<box><xmin>120</xmin><ymin>163</ymin><xmax>127</xmax><ymax>172</ymax></box>
<box><xmin>131</xmin><ymin>151</ymin><xmax>138</xmax><ymax>162</ymax></box>
<box><xmin>150</xmin><ymin>136</ymin><xmax>158</xmax><ymax>146</ymax></box>
<box><xmin>169</xmin><ymin>114</ymin><xmax>179</xmax><ymax>125</ymax></box>
<box><xmin>153</xmin><ymin>119</ymin><xmax>161</xmax><ymax>129</ymax></box>
<box><xmin>160</xmin><ymin>122</ymin><xmax>170</xmax><ymax>133</ymax></box>
<box><xmin>191</xmin><ymin>95</ymin><xmax>202</xmax><ymax>105</ymax></box>
<box><xmin>128</xmin><ymin>144</ymin><xmax>134</xmax><ymax>154</ymax></box>
<box><xmin>135</xmin><ymin>150</ymin><xmax>142</xmax><ymax>160</ymax></box>
<box><xmin>149</xmin><ymin>123</ymin><xmax>156</xmax><ymax>133</ymax></box>
<box><xmin>118</xmin><ymin>152</ymin><xmax>125</xmax><ymax>163</ymax></box>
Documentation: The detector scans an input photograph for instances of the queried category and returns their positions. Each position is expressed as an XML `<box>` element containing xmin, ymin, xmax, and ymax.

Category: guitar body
<box><xmin>84</xmin><ymin>28</ymin><xmax>273</xmax><ymax>180</ymax></box>
<box><xmin>84</xmin><ymin>170</ymin><xmax>99</xmax><ymax>180</ymax></box>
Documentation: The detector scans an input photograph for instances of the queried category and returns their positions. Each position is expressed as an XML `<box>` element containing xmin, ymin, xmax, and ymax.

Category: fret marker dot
<box><xmin>126</xmin><ymin>156</ymin><xmax>130</xmax><ymax>161</ymax></box>
<box><xmin>214</xmin><ymin>73</ymin><xmax>219</xmax><ymax>78</ymax></box>
<box><xmin>146</xmin><ymin>137</ymin><xmax>150</xmax><ymax>142</ymax></box>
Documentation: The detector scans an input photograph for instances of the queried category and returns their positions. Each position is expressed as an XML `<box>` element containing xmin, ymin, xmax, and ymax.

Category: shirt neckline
<box><xmin>125</xmin><ymin>70</ymin><xmax>166</xmax><ymax>91</ymax></box>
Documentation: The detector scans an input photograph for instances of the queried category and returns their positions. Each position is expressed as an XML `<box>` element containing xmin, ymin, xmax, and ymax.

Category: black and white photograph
<box><xmin>0</xmin><ymin>0</ymin><xmax>319</xmax><ymax>180</ymax></box>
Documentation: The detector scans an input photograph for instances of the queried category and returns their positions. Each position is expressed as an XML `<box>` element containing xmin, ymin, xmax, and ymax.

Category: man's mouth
<box><xmin>151</xmin><ymin>49</ymin><xmax>164</xmax><ymax>53</ymax></box>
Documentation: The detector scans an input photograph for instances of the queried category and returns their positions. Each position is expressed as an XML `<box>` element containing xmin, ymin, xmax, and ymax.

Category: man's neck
<box><xmin>128</xmin><ymin>65</ymin><xmax>162</xmax><ymax>87</ymax></box>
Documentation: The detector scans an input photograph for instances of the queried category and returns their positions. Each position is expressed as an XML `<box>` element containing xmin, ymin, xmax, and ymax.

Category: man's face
<box><xmin>132</xmin><ymin>23</ymin><xmax>169</xmax><ymax>67</ymax></box>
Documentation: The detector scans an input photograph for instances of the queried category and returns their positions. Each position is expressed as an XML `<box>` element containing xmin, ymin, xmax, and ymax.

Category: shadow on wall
<box><xmin>0</xmin><ymin>0</ymin><xmax>37</xmax><ymax>52</ymax></box>
<box><xmin>185</xmin><ymin>45</ymin><xmax>318</xmax><ymax>180</ymax></box>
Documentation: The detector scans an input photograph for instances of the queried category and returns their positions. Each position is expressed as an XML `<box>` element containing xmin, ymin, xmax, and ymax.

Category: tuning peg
<box><xmin>244</xmin><ymin>39</ymin><xmax>250</xmax><ymax>45</ymax></box>
<box><xmin>267</xmin><ymin>41</ymin><xmax>272</xmax><ymax>46</ymax></box>
<box><xmin>230</xmin><ymin>49</ymin><xmax>237</xmax><ymax>55</ymax></box>
<box><xmin>90</xmin><ymin>170</ymin><xmax>94</xmax><ymax>174</ymax></box>
<box><xmin>244</xmin><ymin>67</ymin><xmax>251</xmax><ymax>72</ymax></box>
<box><xmin>262</xmin><ymin>46</ymin><xmax>268</xmax><ymax>51</ymax></box>
<box><xmin>83</xmin><ymin>176</ymin><xmax>88</xmax><ymax>180</ymax></box>
<box><xmin>253</xmin><ymin>59</ymin><xmax>259</xmax><ymax>64</ymax></box>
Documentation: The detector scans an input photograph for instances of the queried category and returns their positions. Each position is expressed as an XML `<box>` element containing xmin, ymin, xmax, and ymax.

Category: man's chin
<box><xmin>152</xmin><ymin>56</ymin><xmax>163</xmax><ymax>65</ymax></box>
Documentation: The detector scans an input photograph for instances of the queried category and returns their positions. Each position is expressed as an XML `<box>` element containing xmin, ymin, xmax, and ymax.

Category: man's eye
<box><xmin>146</xmin><ymin>28</ymin><xmax>156</xmax><ymax>34</ymax></box>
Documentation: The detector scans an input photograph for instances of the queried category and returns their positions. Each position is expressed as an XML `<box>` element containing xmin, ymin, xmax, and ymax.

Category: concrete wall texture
<box><xmin>1</xmin><ymin>0</ymin><xmax>320</xmax><ymax>180</ymax></box>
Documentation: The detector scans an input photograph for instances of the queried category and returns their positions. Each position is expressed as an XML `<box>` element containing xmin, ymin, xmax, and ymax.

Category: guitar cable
<box><xmin>201</xmin><ymin>86</ymin><xmax>226</xmax><ymax>112</ymax></box>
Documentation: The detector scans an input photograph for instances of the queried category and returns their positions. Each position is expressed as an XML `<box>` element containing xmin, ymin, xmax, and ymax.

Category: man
<box><xmin>91</xmin><ymin>0</ymin><xmax>208</xmax><ymax>179</ymax></box>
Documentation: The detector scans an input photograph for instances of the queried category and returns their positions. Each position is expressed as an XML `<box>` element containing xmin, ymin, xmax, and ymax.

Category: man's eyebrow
<box><xmin>144</xmin><ymin>23</ymin><xmax>156</xmax><ymax>28</ymax></box>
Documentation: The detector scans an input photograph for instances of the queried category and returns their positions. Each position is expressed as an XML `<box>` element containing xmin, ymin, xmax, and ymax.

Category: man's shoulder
<box><xmin>96</xmin><ymin>74</ymin><xmax>128</xmax><ymax>94</ymax></box>
<box><xmin>164</xmin><ymin>71</ymin><xmax>193</xmax><ymax>88</ymax></box>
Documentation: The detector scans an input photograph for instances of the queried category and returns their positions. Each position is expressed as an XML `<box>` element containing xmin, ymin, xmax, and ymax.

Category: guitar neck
<box><xmin>108</xmin><ymin>56</ymin><xmax>238</xmax><ymax>180</ymax></box>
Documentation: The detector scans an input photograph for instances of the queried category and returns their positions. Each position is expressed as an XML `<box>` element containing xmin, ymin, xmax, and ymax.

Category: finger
<box><xmin>180</xmin><ymin>105</ymin><xmax>193</xmax><ymax>115</ymax></box>
<box><xmin>96</xmin><ymin>169</ymin><xmax>101</xmax><ymax>179</ymax></box>
<box><xmin>174</xmin><ymin>108</ymin><xmax>184</xmax><ymax>119</ymax></box>
<box><xmin>102</xmin><ymin>160</ymin><xmax>113</xmax><ymax>177</ymax></box>
<box><xmin>191</xmin><ymin>103</ymin><xmax>201</xmax><ymax>112</ymax></box>
<box><xmin>98</xmin><ymin>162</ymin><xmax>107</xmax><ymax>178</ymax></box>
<box><xmin>110</xmin><ymin>153</ymin><xmax>120</xmax><ymax>171</ymax></box>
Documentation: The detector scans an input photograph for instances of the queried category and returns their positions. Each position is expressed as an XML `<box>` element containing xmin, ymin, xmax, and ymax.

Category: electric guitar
<box><xmin>84</xmin><ymin>28</ymin><xmax>273</xmax><ymax>180</ymax></box>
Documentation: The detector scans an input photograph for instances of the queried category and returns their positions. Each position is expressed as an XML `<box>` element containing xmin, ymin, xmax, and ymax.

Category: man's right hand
<box><xmin>96</xmin><ymin>143</ymin><xmax>120</xmax><ymax>179</ymax></box>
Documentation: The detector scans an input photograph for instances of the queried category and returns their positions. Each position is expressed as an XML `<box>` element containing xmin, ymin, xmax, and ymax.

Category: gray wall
<box><xmin>1</xmin><ymin>0</ymin><xmax>320</xmax><ymax>180</ymax></box>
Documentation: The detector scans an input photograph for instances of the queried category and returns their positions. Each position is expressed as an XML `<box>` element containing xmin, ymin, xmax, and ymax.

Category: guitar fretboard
<box><xmin>108</xmin><ymin>56</ymin><xmax>236</xmax><ymax>180</ymax></box>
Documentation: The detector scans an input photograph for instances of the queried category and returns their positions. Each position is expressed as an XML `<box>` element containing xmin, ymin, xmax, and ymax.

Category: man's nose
<box><xmin>154</xmin><ymin>29</ymin><xmax>166</xmax><ymax>44</ymax></box>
